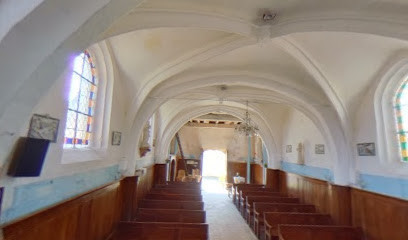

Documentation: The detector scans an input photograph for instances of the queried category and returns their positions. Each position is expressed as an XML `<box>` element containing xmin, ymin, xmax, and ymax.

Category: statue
<box><xmin>139</xmin><ymin>120</ymin><xmax>152</xmax><ymax>157</ymax></box>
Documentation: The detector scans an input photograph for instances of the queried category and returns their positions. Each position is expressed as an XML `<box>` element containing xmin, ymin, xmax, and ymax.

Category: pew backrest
<box><xmin>278</xmin><ymin>224</ymin><xmax>362</xmax><ymax>240</ymax></box>
<box><xmin>145</xmin><ymin>193</ymin><xmax>202</xmax><ymax>201</ymax></box>
<box><xmin>265</xmin><ymin>213</ymin><xmax>333</xmax><ymax>237</ymax></box>
<box><xmin>136</xmin><ymin>208</ymin><xmax>206</xmax><ymax>223</ymax></box>
<box><xmin>150</xmin><ymin>188</ymin><xmax>201</xmax><ymax>196</ymax></box>
<box><xmin>113</xmin><ymin>221</ymin><xmax>208</xmax><ymax>240</ymax></box>
<box><xmin>246</xmin><ymin>197</ymin><xmax>299</xmax><ymax>207</ymax></box>
<box><xmin>254</xmin><ymin>203</ymin><xmax>316</xmax><ymax>215</ymax></box>
<box><xmin>139</xmin><ymin>200</ymin><xmax>204</xmax><ymax>210</ymax></box>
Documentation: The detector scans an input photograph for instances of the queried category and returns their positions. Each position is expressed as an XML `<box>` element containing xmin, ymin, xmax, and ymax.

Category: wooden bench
<box><xmin>264</xmin><ymin>213</ymin><xmax>333</xmax><ymax>240</ymax></box>
<box><xmin>233</xmin><ymin>184</ymin><xmax>264</xmax><ymax>205</ymax></box>
<box><xmin>136</xmin><ymin>208</ymin><xmax>206</xmax><ymax>223</ymax></box>
<box><xmin>278</xmin><ymin>224</ymin><xmax>362</xmax><ymax>240</ymax></box>
<box><xmin>145</xmin><ymin>193</ymin><xmax>203</xmax><ymax>201</ymax></box>
<box><xmin>139</xmin><ymin>200</ymin><xmax>204</xmax><ymax>210</ymax></box>
<box><xmin>245</xmin><ymin>197</ymin><xmax>299</xmax><ymax>224</ymax></box>
<box><xmin>236</xmin><ymin>188</ymin><xmax>278</xmax><ymax>208</ymax></box>
<box><xmin>239</xmin><ymin>191</ymin><xmax>282</xmax><ymax>216</ymax></box>
<box><xmin>253</xmin><ymin>203</ymin><xmax>316</xmax><ymax>238</ymax></box>
<box><xmin>111</xmin><ymin>221</ymin><xmax>209</xmax><ymax>240</ymax></box>
<box><xmin>150</xmin><ymin>188</ymin><xmax>202</xmax><ymax>196</ymax></box>
<box><xmin>155</xmin><ymin>184</ymin><xmax>201</xmax><ymax>190</ymax></box>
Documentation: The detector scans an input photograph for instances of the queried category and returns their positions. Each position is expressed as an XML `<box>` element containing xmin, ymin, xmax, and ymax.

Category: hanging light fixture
<box><xmin>235</xmin><ymin>101</ymin><xmax>259</xmax><ymax>136</ymax></box>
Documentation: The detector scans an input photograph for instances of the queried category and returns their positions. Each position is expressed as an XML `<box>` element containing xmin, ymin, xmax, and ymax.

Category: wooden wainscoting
<box><xmin>3</xmin><ymin>165</ymin><xmax>155</xmax><ymax>240</ymax></box>
<box><xmin>3</xmin><ymin>182</ymin><xmax>122</xmax><ymax>240</ymax></box>
<box><xmin>226</xmin><ymin>162</ymin><xmax>247</xmax><ymax>183</ymax></box>
<box><xmin>154</xmin><ymin>164</ymin><xmax>168</xmax><ymax>185</ymax></box>
<box><xmin>351</xmin><ymin>188</ymin><xmax>408</xmax><ymax>240</ymax></box>
<box><xmin>265</xmin><ymin>168</ymin><xmax>280</xmax><ymax>191</ymax></box>
<box><xmin>251</xmin><ymin>163</ymin><xmax>264</xmax><ymax>184</ymax></box>
<box><xmin>279</xmin><ymin>171</ymin><xmax>351</xmax><ymax>225</ymax></box>
<box><xmin>121</xmin><ymin>165</ymin><xmax>154</xmax><ymax>221</ymax></box>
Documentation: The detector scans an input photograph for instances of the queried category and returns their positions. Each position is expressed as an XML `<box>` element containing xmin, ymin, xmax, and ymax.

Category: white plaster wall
<box><xmin>177</xmin><ymin>126</ymin><xmax>253</xmax><ymax>162</ymax></box>
<box><xmin>0</xmin><ymin>50</ymin><xmax>131</xmax><ymax>214</ymax></box>
<box><xmin>282</xmin><ymin>108</ymin><xmax>331</xmax><ymax>169</ymax></box>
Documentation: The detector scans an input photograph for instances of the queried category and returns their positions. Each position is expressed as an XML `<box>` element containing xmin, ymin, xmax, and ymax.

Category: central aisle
<box><xmin>202</xmin><ymin>178</ymin><xmax>258</xmax><ymax>240</ymax></box>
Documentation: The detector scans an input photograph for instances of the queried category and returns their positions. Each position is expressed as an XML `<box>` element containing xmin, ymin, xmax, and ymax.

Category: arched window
<box><xmin>64</xmin><ymin>50</ymin><xmax>97</xmax><ymax>148</ymax></box>
<box><xmin>394</xmin><ymin>79</ymin><xmax>408</xmax><ymax>162</ymax></box>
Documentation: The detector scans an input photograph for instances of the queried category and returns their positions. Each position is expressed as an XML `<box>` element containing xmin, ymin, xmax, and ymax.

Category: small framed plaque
<box><xmin>315</xmin><ymin>144</ymin><xmax>325</xmax><ymax>154</ymax></box>
<box><xmin>112</xmin><ymin>131</ymin><xmax>122</xmax><ymax>146</ymax></box>
<box><xmin>28</xmin><ymin>114</ymin><xmax>60</xmax><ymax>142</ymax></box>
<box><xmin>286</xmin><ymin>145</ymin><xmax>292</xmax><ymax>153</ymax></box>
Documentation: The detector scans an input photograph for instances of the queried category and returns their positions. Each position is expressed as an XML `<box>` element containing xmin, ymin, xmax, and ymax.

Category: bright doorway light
<box><xmin>202</xmin><ymin>150</ymin><xmax>227</xmax><ymax>194</ymax></box>
<box><xmin>202</xmin><ymin>150</ymin><xmax>227</xmax><ymax>177</ymax></box>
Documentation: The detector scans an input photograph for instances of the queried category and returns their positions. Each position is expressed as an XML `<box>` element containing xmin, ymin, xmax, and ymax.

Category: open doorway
<box><xmin>202</xmin><ymin>149</ymin><xmax>227</xmax><ymax>193</ymax></box>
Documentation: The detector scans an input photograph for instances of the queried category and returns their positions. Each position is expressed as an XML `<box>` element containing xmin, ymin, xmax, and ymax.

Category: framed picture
<box><xmin>315</xmin><ymin>144</ymin><xmax>325</xmax><ymax>154</ymax></box>
<box><xmin>112</xmin><ymin>131</ymin><xmax>122</xmax><ymax>146</ymax></box>
<box><xmin>357</xmin><ymin>142</ymin><xmax>376</xmax><ymax>156</ymax></box>
<box><xmin>286</xmin><ymin>145</ymin><xmax>292</xmax><ymax>153</ymax></box>
<box><xmin>28</xmin><ymin>114</ymin><xmax>60</xmax><ymax>142</ymax></box>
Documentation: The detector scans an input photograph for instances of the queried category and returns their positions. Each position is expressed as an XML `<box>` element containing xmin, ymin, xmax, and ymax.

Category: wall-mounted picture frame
<box><xmin>315</xmin><ymin>144</ymin><xmax>325</xmax><ymax>154</ymax></box>
<box><xmin>286</xmin><ymin>145</ymin><xmax>292</xmax><ymax>153</ymax></box>
<box><xmin>112</xmin><ymin>131</ymin><xmax>122</xmax><ymax>146</ymax></box>
<box><xmin>28</xmin><ymin>114</ymin><xmax>60</xmax><ymax>142</ymax></box>
<box><xmin>357</xmin><ymin>142</ymin><xmax>376</xmax><ymax>156</ymax></box>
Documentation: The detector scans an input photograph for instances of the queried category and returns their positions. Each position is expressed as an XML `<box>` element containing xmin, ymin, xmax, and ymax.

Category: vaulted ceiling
<box><xmin>3</xmin><ymin>0</ymin><xmax>408</xmax><ymax>183</ymax></box>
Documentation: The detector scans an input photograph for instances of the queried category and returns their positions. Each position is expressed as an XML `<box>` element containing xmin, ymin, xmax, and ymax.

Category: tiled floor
<box><xmin>202</xmin><ymin>177</ymin><xmax>258</xmax><ymax>240</ymax></box>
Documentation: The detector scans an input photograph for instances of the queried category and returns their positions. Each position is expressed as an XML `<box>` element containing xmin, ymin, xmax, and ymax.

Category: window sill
<box><xmin>61</xmin><ymin>147</ymin><xmax>107</xmax><ymax>164</ymax></box>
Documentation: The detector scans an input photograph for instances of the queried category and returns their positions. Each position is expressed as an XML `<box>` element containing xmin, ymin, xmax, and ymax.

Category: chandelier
<box><xmin>235</xmin><ymin>101</ymin><xmax>259</xmax><ymax>136</ymax></box>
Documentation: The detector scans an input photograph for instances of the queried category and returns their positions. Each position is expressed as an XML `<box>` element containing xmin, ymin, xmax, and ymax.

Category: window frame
<box><xmin>64</xmin><ymin>50</ymin><xmax>97</xmax><ymax>149</ymax></box>
<box><xmin>374</xmin><ymin>58</ymin><xmax>408</xmax><ymax>174</ymax></box>
<box><xmin>62</xmin><ymin>43</ymin><xmax>114</xmax><ymax>164</ymax></box>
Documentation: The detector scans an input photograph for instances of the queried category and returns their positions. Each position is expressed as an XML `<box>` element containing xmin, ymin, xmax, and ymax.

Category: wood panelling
<box><xmin>2</xmin><ymin>165</ymin><xmax>155</xmax><ymax>240</ymax></box>
<box><xmin>351</xmin><ymin>188</ymin><xmax>408</xmax><ymax>240</ymax></box>
<box><xmin>154</xmin><ymin>164</ymin><xmax>168</xmax><ymax>185</ymax></box>
<box><xmin>227</xmin><ymin>162</ymin><xmax>247</xmax><ymax>183</ymax></box>
<box><xmin>251</xmin><ymin>163</ymin><xmax>264</xmax><ymax>184</ymax></box>
<box><xmin>265</xmin><ymin>168</ymin><xmax>280</xmax><ymax>191</ymax></box>
<box><xmin>279</xmin><ymin>171</ymin><xmax>351</xmax><ymax>225</ymax></box>
<box><xmin>3</xmin><ymin>182</ymin><xmax>122</xmax><ymax>240</ymax></box>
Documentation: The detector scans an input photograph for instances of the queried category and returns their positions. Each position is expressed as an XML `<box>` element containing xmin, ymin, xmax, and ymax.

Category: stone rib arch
<box><xmin>155</xmin><ymin>104</ymin><xmax>278</xmax><ymax>168</ymax></box>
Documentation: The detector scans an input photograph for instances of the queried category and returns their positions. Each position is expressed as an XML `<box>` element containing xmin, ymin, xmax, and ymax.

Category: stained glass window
<box><xmin>394</xmin><ymin>80</ymin><xmax>408</xmax><ymax>162</ymax></box>
<box><xmin>64</xmin><ymin>50</ymin><xmax>97</xmax><ymax>148</ymax></box>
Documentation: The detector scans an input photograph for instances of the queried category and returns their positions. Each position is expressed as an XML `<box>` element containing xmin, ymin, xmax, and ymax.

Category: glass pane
<box><xmin>76</xmin><ymin>113</ymin><xmax>88</xmax><ymax>131</ymax></box>
<box><xmin>82</xmin><ymin>57</ymin><xmax>92</xmax><ymax>81</ymax></box>
<box><xmin>68</xmin><ymin>73</ymin><xmax>81</xmax><ymax>110</ymax></box>
<box><xmin>400</xmin><ymin>85</ymin><xmax>408</xmax><ymax>106</ymax></box>
<box><xmin>65</xmin><ymin>110</ymin><xmax>77</xmax><ymax>130</ymax></box>
<box><xmin>73</xmin><ymin>53</ymin><xmax>85</xmax><ymax>74</ymax></box>
<box><xmin>78</xmin><ymin>80</ymin><xmax>91</xmax><ymax>114</ymax></box>
<box><xmin>401</xmin><ymin>106</ymin><xmax>408</xmax><ymax>131</ymax></box>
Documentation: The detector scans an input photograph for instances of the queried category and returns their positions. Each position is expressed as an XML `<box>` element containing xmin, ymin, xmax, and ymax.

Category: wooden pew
<box><xmin>239</xmin><ymin>191</ymin><xmax>282</xmax><ymax>216</ymax></box>
<box><xmin>233</xmin><ymin>184</ymin><xmax>264</xmax><ymax>205</ymax></box>
<box><xmin>145</xmin><ymin>193</ymin><xmax>202</xmax><ymax>201</ymax></box>
<box><xmin>264</xmin><ymin>213</ymin><xmax>333</xmax><ymax>240</ymax></box>
<box><xmin>253</xmin><ymin>203</ymin><xmax>316</xmax><ymax>238</ymax></box>
<box><xmin>278</xmin><ymin>224</ymin><xmax>362</xmax><ymax>240</ymax></box>
<box><xmin>139</xmin><ymin>200</ymin><xmax>204</xmax><ymax>210</ymax></box>
<box><xmin>155</xmin><ymin>184</ymin><xmax>201</xmax><ymax>190</ymax></box>
<box><xmin>150</xmin><ymin>188</ymin><xmax>202</xmax><ymax>196</ymax></box>
<box><xmin>237</xmin><ymin>188</ymin><xmax>279</xmax><ymax>209</ymax></box>
<box><xmin>111</xmin><ymin>221</ymin><xmax>209</xmax><ymax>240</ymax></box>
<box><xmin>245</xmin><ymin>197</ymin><xmax>299</xmax><ymax>224</ymax></box>
<box><xmin>136</xmin><ymin>208</ymin><xmax>206</xmax><ymax>223</ymax></box>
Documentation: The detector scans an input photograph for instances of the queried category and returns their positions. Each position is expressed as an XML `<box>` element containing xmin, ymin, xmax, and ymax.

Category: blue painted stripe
<box><xmin>281</xmin><ymin>161</ymin><xmax>333</xmax><ymax>182</ymax></box>
<box><xmin>1</xmin><ymin>165</ymin><xmax>120</xmax><ymax>225</ymax></box>
<box><xmin>359</xmin><ymin>173</ymin><xmax>408</xmax><ymax>200</ymax></box>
